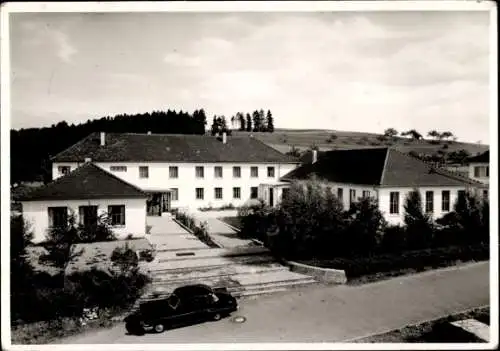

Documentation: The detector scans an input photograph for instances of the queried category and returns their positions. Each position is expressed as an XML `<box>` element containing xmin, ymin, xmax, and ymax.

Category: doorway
<box><xmin>147</xmin><ymin>192</ymin><xmax>171</xmax><ymax>216</ymax></box>
<box><xmin>269</xmin><ymin>188</ymin><xmax>274</xmax><ymax>207</ymax></box>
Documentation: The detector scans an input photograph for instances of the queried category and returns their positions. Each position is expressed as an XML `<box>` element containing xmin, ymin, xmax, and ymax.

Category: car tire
<box><xmin>212</xmin><ymin>313</ymin><xmax>222</xmax><ymax>321</ymax></box>
<box><xmin>154</xmin><ymin>323</ymin><xmax>165</xmax><ymax>333</ymax></box>
<box><xmin>126</xmin><ymin>322</ymin><xmax>145</xmax><ymax>336</ymax></box>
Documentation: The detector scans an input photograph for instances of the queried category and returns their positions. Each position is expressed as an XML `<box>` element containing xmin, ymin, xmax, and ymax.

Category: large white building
<box><xmin>264</xmin><ymin>148</ymin><xmax>487</xmax><ymax>226</ymax></box>
<box><xmin>51</xmin><ymin>132</ymin><xmax>299</xmax><ymax>215</ymax></box>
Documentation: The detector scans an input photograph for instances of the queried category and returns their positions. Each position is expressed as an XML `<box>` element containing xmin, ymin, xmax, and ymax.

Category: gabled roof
<box><xmin>52</xmin><ymin>132</ymin><xmax>299</xmax><ymax>164</ymax></box>
<box><xmin>282</xmin><ymin>147</ymin><xmax>484</xmax><ymax>188</ymax></box>
<box><xmin>467</xmin><ymin>150</ymin><xmax>489</xmax><ymax>163</ymax></box>
<box><xmin>18</xmin><ymin>163</ymin><xmax>147</xmax><ymax>201</ymax></box>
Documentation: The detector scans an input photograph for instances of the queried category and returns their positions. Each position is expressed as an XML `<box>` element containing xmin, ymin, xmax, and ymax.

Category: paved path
<box><xmin>146</xmin><ymin>216</ymin><xmax>208</xmax><ymax>251</ymax></box>
<box><xmin>57</xmin><ymin>261</ymin><xmax>489</xmax><ymax>344</ymax></box>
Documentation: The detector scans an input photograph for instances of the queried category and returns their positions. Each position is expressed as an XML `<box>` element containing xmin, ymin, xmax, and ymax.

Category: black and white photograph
<box><xmin>1</xmin><ymin>1</ymin><xmax>497</xmax><ymax>349</ymax></box>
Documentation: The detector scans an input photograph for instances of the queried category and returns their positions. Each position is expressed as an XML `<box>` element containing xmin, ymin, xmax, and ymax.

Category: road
<box><xmin>58</xmin><ymin>261</ymin><xmax>489</xmax><ymax>344</ymax></box>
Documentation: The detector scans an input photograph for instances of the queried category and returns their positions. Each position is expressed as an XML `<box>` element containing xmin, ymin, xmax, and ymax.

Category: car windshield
<box><xmin>174</xmin><ymin>285</ymin><xmax>212</xmax><ymax>298</ymax></box>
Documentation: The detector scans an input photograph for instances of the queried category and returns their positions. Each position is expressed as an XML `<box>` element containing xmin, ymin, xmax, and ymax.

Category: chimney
<box><xmin>222</xmin><ymin>132</ymin><xmax>227</xmax><ymax>144</ymax></box>
<box><xmin>84</xmin><ymin>157</ymin><xmax>92</xmax><ymax>163</ymax></box>
<box><xmin>147</xmin><ymin>131</ymin><xmax>151</xmax><ymax>135</ymax></box>
<box><xmin>100</xmin><ymin>132</ymin><xmax>106</xmax><ymax>146</ymax></box>
<box><xmin>312</xmin><ymin>150</ymin><xmax>318</xmax><ymax>164</ymax></box>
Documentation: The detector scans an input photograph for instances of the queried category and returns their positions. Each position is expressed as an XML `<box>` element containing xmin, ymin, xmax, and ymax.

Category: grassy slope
<box><xmin>231</xmin><ymin>129</ymin><xmax>489</xmax><ymax>156</ymax></box>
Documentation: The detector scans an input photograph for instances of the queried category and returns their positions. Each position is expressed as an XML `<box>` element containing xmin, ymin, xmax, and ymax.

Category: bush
<box><xmin>138</xmin><ymin>248</ymin><xmax>155</xmax><ymax>262</ymax></box>
<box><xmin>317</xmin><ymin>243</ymin><xmax>489</xmax><ymax>279</ymax></box>
<box><xmin>110</xmin><ymin>244</ymin><xmax>139</xmax><ymax>273</ymax></box>
<box><xmin>380</xmin><ymin>225</ymin><xmax>407</xmax><ymax>253</ymax></box>
<box><xmin>403</xmin><ymin>190</ymin><xmax>435</xmax><ymax>250</ymax></box>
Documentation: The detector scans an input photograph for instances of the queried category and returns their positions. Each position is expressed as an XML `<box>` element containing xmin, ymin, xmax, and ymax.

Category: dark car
<box><xmin>124</xmin><ymin>284</ymin><xmax>238</xmax><ymax>334</ymax></box>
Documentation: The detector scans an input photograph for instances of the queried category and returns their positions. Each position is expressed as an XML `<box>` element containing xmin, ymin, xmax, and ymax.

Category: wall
<box><xmin>378</xmin><ymin>186</ymin><xmax>466</xmax><ymax>225</ymax></box>
<box><xmin>468</xmin><ymin>162</ymin><xmax>489</xmax><ymax>184</ymax></box>
<box><xmin>21</xmin><ymin>197</ymin><xmax>146</xmax><ymax>243</ymax></box>
<box><xmin>53</xmin><ymin>162</ymin><xmax>299</xmax><ymax>210</ymax></box>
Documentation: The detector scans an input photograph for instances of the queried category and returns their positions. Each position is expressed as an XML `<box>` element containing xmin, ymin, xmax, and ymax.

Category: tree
<box><xmin>427</xmin><ymin>130</ymin><xmax>441</xmax><ymax>143</ymax></box>
<box><xmin>401</xmin><ymin>129</ymin><xmax>423</xmax><ymax>140</ymax></box>
<box><xmin>258</xmin><ymin>109</ymin><xmax>266</xmax><ymax>132</ymax></box>
<box><xmin>237</xmin><ymin>112</ymin><xmax>246</xmax><ymax>131</ymax></box>
<box><xmin>383</xmin><ymin>128</ymin><xmax>398</xmax><ymax>139</ymax></box>
<box><xmin>440</xmin><ymin>131</ymin><xmax>454</xmax><ymax>142</ymax></box>
<box><xmin>210</xmin><ymin>116</ymin><xmax>219</xmax><ymax>136</ymax></box>
<box><xmin>252</xmin><ymin>110</ymin><xmax>261</xmax><ymax>132</ymax></box>
<box><xmin>286</xmin><ymin>145</ymin><xmax>301</xmax><ymax>158</ymax></box>
<box><xmin>266</xmin><ymin>110</ymin><xmax>274</xmax><ymax>133</ymax></box>
<box><xmin>403</xmin><ymin>189</ymin><xmax>434</xmax><ymax>249</ymax></box>
<box><xmin>246</xmin><ymin>113</ymin><xmax>252</xmax><ymax>132</ymax></box>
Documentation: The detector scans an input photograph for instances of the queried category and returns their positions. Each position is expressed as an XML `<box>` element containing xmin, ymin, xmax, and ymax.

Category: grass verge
<box><xmin>353</xmin><ymin>306</ymin><xmax>490</xmax><ymax>343</ymax></box>
<box><xmin>219</xmin><ymin>216</ymin><xmax>242</xmax><ymax>230</ymax></box>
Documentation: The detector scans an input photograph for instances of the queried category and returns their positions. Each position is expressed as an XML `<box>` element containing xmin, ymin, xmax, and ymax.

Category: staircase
<box><xmin>140</xmin><ymin>245</ymin><xmax>318</xmax><ymax>301</ymax></box>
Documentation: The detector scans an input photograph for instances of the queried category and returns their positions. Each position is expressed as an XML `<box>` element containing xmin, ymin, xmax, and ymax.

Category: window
<box><xmin>108</xmin><ymin>205</ymin><xmax>125</xmax><ymax>226</ymax></box>
<box><xmin>474</xmin><ymin>166</ymin><xmax>489</xmax><ymax>178</ymax></box>
<box><xmin>251</xmin><ymin>167</ymin><xmax>259</xmax><ymax>178</ymax></box>
<box><xmin>349</xmin><ymin>189</ymin><xmax>356</xmax><ymax>206</ymax></box>
<box><xmin>233</xmin><ymin>187</ymin><xmax>241</xmax><ymax>199</ymax></box>
<box><xmin>196</xmin><ymin>188</ymin><xmax>204</xmax><ymax>200</ymax></box>
<box><xmin>171</xmin><ymin>188</ymin><xmax>179</xmax><ymax>201</ymax></box>
<box><xmin>458</xmin><ymin>190</ymin><xmax>466</xmax><ymax>199</ymax></box>
<box><xmin>48</xmin><ymin>207</ymin><xmax>68</xmax><ymax>227</ymax></box>
<box><xmin>250</xmin><ymin>187</ymin><xmax>258</xmax><ymax>199</ymax></box>
<box><xmin>389</xmin><ymin>192</ymin><xmax>399</xmax><ymax>214</ymax></box>
<box><xmin>58</xmin><ymin>166</ymin><xmax>71</xmax><ymax>176</ymax></box>
<box><xmin>267</xmin><ymin>167</ymin><xmax>275</xmax><ymax>178</ymax></box>
<box><xmin>362</xmin><ymin>190</ymin><xmax>371</xmax><ymax>198</ymax></box>
<box><xmin>215</xmin><ymin>187</ymin><xmax>223</xmax><ymax>199</ymax></box>
<box><xmin>169</xmin><ymin>166</ymin><xmax>178</xmax><ymax>178</ymax></box>
<box><xmin>337</xmin><ymin>188</ymin><xmax>344</xmax><ymax>202</ymax></box>
<box><xmin>110</xmin><ymin>166</ymin><xmax>127</xmax><ymax>172</ymax></box>
<box><xmin>139</xmin><ymin>166</ymin><xmax>149</xmax><ymax>179</ymax></box>
<box><xmin>441</xmin><ymin>190</ymin><xmax>450</xmax><ymax>212</ymax></box>
<box><xmin>282</xmin><ymin>188</ymin><xmax>290</xmax><ymax>200</ymax></box>
<box><xmin>195</xmin><ymin>166</ymin><xmax>204</xmax><ymax>178</ymax></box>
<box><xmin>233</xmin><ymin>166</ymin><xmax>241</xmax><ymax>178</ymax></box>
<box><xmin>78</xmin><ymin>206</ymin><xmax>98</xmax><ymax>226</ymax></box>
<box><xmin>483</xmin><ymin>189</ymin><xmax>489</xmax><ymax>199</ymax></box>
<box><xmin>214</xmin><ymin>166</ymin><xmax>223</xmax><ymax>178</ymax></box>
<box><xmin>425</xmin><ymin>191</ymin><xmax>434</xmax><ymax>213</ymax></box>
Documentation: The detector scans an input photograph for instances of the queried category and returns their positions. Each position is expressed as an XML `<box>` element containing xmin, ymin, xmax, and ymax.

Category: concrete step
<box><xmin>154</xmin><ymin>246</ymin><xmax>269</xmax><ymax>260</ymax></box>
<box><xmin>450</xmin><ymin>319</ymin><xmax>490</xmax><ymax>342</ymax></box>
<box><xmin>152</xmin><ymin>262</ymin><xmax>288</xmax><ymax>283</ymax></box>
<box><xmin>150</xmin><ymin>254</ymin><xmax>277</xmax><ymax>273</ymax></box>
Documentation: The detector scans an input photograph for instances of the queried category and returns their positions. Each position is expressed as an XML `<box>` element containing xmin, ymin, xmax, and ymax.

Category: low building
<box><xmin>264</xmin><ymin>147</ymin><xmax>485</xmax><ymax>226</ymax></box>
<box><xmin>50</xmin><ymin>132</ymin><xmax>299</xmax><ymax>214</ymax></box>
<box><xmin>18</xmin><ymin>162</ymin><xmax>148</xmax><ymax>243</ymax></box>
<box><xmin>467</xmin><ymin>150</ymin><xmax>489</xmax><ymax>185</ymax></box>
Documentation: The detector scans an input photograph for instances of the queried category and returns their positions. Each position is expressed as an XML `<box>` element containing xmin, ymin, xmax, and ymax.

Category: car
<box><xmin>124</xmin><ymin>284</ymin><xmax>238</xmax><ymax>335</ymax></box>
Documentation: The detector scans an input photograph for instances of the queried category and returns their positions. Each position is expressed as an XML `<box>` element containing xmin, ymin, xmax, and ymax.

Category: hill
<box><xmin>232</xmin><ymin>129</ymin><xmax>489</xmax><ymax>158</ymax></box>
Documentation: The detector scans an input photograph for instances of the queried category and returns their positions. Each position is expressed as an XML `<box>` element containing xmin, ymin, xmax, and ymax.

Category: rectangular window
<box><xmin>58</xmin><ymin>166</ymin><xmax>71</xmax><ymax>176</ymax></box>
<box><xmin>195</xmin><ymin>166</ymin><xmax>204</xmax><ymax>178</ymax></box>
<box><xmin>458</xmin><ymin>190</ymin><xmax>466</xmax><ymax>199</ymax></box>
<box><xmin>169</xmin><ymin>166</ymin><xmax>178</xmax><ymax>178</ymax></box>
<box><xmin>250</xmin><ymin>167</ymin><xmax>259</xmax><ymax>178</ymax></box>
<box><xmin>337</xmin><ymin>188</ymin><xmax>344</xmax><ymax>202</ymax></box>
<box><xmin>108</xmin><ymin>205</ymin><xmax>125</xmax><ymax>226</ymax></box>
<box><xmin>267</xmin><ymin>167</ymin><xmax>275</xmax><ymax>178</ymax></box>
<box><xmin>389</xmin><ymin>192</ymin><xmax>399</xmax><ymax>214</ymax></box>
<box><xmin>362</xmin><ymin>190</ymin><xmax>371</xmax><ymax>198</ymax></box>
<box><xmin>214</xmin><ymin>166</ymin><xmax>223</xmax><ymax>178</ymax></box>
<box><xmin>214</xmin><ymin>187</ymin><xmax>223</xmax><ymax>199</ymax></box>
<box><xmin>233</xmin><ymin>187</ymin><xmax>241</xmax><ymax>199</ymax></box>
<box><xmin>171</xmin><ymin>188</ymin><xmax>179</xmax><ymax>201</ymax></box>
<box><xmin>425</xmin><ymin>191</ymin><xmax>434</xmax><ymax>213</ymax></box>
<box><xmin>474</xmin><ymin>166</ymin><xmax>489</xmax><ymax>178</ymax></box>
<box><xmin>441</xmin><ymin>190</ymin><xmax>450</xmax><ymax>212</ymax></box>
<box><xmin>139</xmin><ymin>166</ymin><xmax>149</xmax><ymax>179</ymax></box>
<box><xmin>233</xmin><ymin>166</ymin><xmax>241</xmax><ymax>178</ymax></box>
<box><xmin>349</xmin><ymin>189</ymin><xmax>356</xmax><ymax>206</ymax></box>
<box><xmin>196</xmin><ymin>188</ymin><xmax>204</xmax><ymax>200</ymax></box>
<box><xmin>110</xmin><ymin>166</ymin><xmax>127</xmax><ymax>172</ymax></box>
<box><xmin>78</xmin><ymin>206</ymin><xmax>98</xmax><ymax>226</ymax></box>
<box><xmin>250</xmin><ymin>187</ymin><xmax>258</xmax><ymax>199</ymax></box>
<box><xmin>48</xmin><ymin>207</ymin><xmax>68</xmax><ymax>227</ymax></box>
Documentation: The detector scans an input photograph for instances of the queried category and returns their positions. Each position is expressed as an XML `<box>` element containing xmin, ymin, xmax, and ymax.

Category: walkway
<box><xmin>146</xmin><ymin>215</ymin><xmax>208</xmax><ymax>251</ymax></box>
<box><xmin>58</xmin><ymin>261</ymin><xmax>490</xmax><ymax>344</ymax></box>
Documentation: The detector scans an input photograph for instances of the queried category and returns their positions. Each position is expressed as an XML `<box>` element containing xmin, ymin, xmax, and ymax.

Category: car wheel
<box><xmin>154</xmin><ymin>323</ymin><xmax>165</xmax><ymax>333</ymax></box>
<box><xmin>126</xmin><ymin>322</ymin><xmax>145</xmax><ymax>336</ymax></box>
<box><xmin>212</xmin><ymin>313</ymin><xmax>222</xmax><ymax>321</ymax></box>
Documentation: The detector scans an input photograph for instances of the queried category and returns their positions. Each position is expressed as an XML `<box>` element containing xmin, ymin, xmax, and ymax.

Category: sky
<box><xmin>9</xmin><ymin>10</ymin><xmax>491</xmax><ymax>143</ymax></box>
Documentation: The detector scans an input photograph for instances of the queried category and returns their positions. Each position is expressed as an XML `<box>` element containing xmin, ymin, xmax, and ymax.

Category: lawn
<box><xmin>219</xmin><ymin>216</ymin><xmax>242</xmax><ymax>230</ymax></box>
<box><xmin>354</xmin><ymin>306</ymin><xmax>490</xmax><ymax>343</ymax></box>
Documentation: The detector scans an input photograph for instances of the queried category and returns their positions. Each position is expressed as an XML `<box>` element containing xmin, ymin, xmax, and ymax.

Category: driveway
<box><xmin>57</xmin><ymin>261</ymin><xmax>489</xmax><ymax>344</ymax></box>
<box><xmin>146</xmin><ymin>216</ymin><xmax>208</xmax><ymax>251</ymax></box>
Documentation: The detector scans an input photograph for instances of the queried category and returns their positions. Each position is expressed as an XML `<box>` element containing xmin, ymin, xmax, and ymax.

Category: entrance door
<box><xmin>269</xmin><ymin>188</ymin><xmax>274</xmax><ymax>207</ymax></box>
<box><xmin>147</xmin><ymin>193</ymin><xmax>162</xmax><ymax>216</ymax></box>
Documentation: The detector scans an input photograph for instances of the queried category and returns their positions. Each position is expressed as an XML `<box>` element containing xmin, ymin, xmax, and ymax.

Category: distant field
<box><xmin>231</xmin><ymin>130</ymin><xmax>489</xmax><ymax>156</ymax></box>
